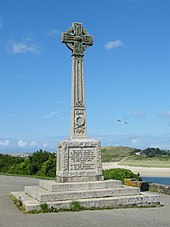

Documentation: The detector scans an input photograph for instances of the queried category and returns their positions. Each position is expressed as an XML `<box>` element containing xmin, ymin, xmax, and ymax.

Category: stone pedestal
<box><xmin>11</xmin><ymin>179</ymin><xmax>160</xmax><ymax>212</ymax></box>
<box><xmin>56</xmin><ymin>139</ymin><xmax>104</xmax><ymax>182</ymax></box>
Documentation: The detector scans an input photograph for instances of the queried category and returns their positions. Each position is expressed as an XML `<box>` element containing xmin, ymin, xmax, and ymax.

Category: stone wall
<box><xmin>124</xmin><ymin>179</ymin><xmax>170</xmax><ymax>195</ymax></box>
<box><xmin>149</xmin><ymin>183</ymin><xmax>170</xmax><ymax>195</ymax></box>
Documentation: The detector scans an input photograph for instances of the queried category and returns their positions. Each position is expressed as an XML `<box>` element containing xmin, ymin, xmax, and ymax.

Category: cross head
<box><xmin>62</xmin><ymin>22</ymin><xmax>93</xmax><ymax>55</ymax></box>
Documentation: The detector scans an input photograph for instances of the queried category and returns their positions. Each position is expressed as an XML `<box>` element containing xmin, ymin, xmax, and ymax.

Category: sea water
<box><xmin>142</xmin><ymin>177</ymin><xmax>170</xmax><ymax>186</ymax></box>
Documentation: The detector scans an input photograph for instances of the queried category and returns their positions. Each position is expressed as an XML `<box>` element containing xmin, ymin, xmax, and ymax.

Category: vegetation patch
<box><xmin>101</xmin><ymin>146</ymin><xmax>134</xmax><ymax>162</ymax></box>
<box><xmin>40</xmin><ymin>203</ymin><xmax>49</xmax><ymax>212</ymax></box>
<box><xmin>27</xmin><ymin>203</ymin><xmax>160</xmax><ymax>214</ymax></box>
<box><xmin>119</xmin><ymin>156</ymin><xmax>170</xmax><ymax>168</ymax></box>
<box><xmin>2</xmin><ymin>146</ymin><xmax>170</xmax><ymax>181</ymax></box>
<box><xmin>0</xmin><ymin>150</ymin><xmax>56</xmax><ymax>178</ymax></box>
<box><xmin>10</xmin><ymin>196</ymin><xmax>160</xmax><ymax>214</ymax></box>
<box><xmin>70</xmin><ymin>200</ymin><xmax>82</xmax><ymax>211</ymax></box>
<box><xmin>103</xmin><ymin>168</ymin><xmax>141</xmax><ymax>183</ymax></box>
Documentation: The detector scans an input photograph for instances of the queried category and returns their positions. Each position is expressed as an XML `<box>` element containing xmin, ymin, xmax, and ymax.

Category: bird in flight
<box><xmin>118</xmin><ymin>119</ymin><xmax>127</xmax><ymax>125</ymax></box>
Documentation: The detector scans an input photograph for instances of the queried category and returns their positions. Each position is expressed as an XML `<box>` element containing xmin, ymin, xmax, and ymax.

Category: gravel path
<box><xmin>0</xmin><ymin>175</ymin><xmax>170</xmax><ymax>227</ymax></box>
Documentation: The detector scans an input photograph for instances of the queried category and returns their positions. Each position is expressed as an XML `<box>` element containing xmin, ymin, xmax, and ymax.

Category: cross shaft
<box><xmin>62</xmin><ymin>22</ymin><xmax>93</xmax><ymax>139</ymax></box>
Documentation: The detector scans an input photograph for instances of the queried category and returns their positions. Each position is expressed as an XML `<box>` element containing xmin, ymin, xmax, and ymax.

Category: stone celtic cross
<box><xmin>62</xmin><ymin>22</ymin><xmax>93</xmax><ymax>139</ymax></box>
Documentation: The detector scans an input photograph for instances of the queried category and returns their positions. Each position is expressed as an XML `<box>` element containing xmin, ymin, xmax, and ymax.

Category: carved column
<box><xmin>71</xmin><ymin>54</ymin><xmax>87</xmax><ymax>139</ymax></box>
<box><xmin>61</xmin><ymin>22</ymin><xmax>93</xmax><ymax>139</ymax></box>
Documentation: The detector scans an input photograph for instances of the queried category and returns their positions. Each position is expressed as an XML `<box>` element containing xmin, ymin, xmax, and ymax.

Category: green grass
<box><xmin>101</xmin><ymin>146</ymin><xmax>134</xmax><ymax>162</ymax></box>
<box><xmin>119</xmin><ymin>156</ymin><xmax>170</xmax><ymax>168</ymax></box>
<box><xmin>101</xmin><ymin>147</ymin><xmax>170</xmax><ymax>167</ymax></box>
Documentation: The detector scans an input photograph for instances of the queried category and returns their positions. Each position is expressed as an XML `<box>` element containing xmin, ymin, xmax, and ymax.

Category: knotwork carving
<box><xmin>62</xmin><ymin>22</ymin><xmax>93</xmax><ymax>55</ymax></box>
<box><xmin>74</xmin><ymin>110</ymin><xmax>86</xmax><ymax>134</ymax></box>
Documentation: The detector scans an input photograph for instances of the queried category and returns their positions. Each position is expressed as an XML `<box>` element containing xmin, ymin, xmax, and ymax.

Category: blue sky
<box><xmin>0</xmin><ymin>0</ymin><xmax>170</xmax><ymax>153</ymax></box>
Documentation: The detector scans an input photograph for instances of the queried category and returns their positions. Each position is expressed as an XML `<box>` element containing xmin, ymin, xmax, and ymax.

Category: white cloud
<box><xmin>131</xmin><ymin>138</ymin><xmax>141</xmax><ymax>146</ymax></box>
<box><xmin>159</xmin><ymin>111</ymin><xmax>170</xmax><ymax>119</ymax></box>
<box><xmin>42</xmin><ymin>143</ymin><xmax>48</xmax><ymax>148</ymax></box>
<box><xmin>132</xmin><ymin>110</ymin><xmax>145</xmax><ymax>118</ymax></box>
<box><xmin>18</xmin><ymin>140</ymin><xmax>39</xmax><ymax>148</ymax></box>
<box><xmin>30</xmin><ymin>141</ymin><xmax>38</xmax><ymax>147</ymax></box>
<box><xmin>7</xmin><ymin>41</ymin><xmax>39</xmax><ymax>54</ymax></box>
<box><xmin>18</xmin><ymin>140</ymin><xmax>28</xmax><ymax>148</ymax></box>
<box><xmin>43</xmin><ymin>112</ymin><xmax>57</xmax><ymax>119</ymax></box>
<box><xmin>0</xmin><ymin>139</ymin><xmax>10</xmax><ymax>148</ymax></box>
<box><xmin>105</xmin><ymin>40</ymin><xmax>124</xmax><ymax>50</ymax></box>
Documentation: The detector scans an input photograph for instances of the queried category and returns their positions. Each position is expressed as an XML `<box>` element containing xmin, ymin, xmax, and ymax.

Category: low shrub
<box><xmin>103</xmin><ymin>168</ymin><xmax>142</xmax><ymax>183</ymax></box>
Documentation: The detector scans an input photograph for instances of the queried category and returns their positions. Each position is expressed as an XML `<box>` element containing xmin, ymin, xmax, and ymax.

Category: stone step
<box><xmin>25</xmin><ymin>185</ymin><xmax>140</xmax><ymax>202</ymax></box>
<box><xmin>11</xmin><ymin>191</ymin><xmax>160</xmax><ymax>212</ymax></box>
<box><xmin>11</xmin><ymin>191</ymin><xmax>40</xmax><ymax>211</ymax></box>
<box><xmin>39</xmin><ymin>179</ymin><xmax>122</xmax><ymax>192</ymax></box>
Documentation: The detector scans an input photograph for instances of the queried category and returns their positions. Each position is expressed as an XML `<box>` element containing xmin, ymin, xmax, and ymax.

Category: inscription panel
<box><xmin>69</xmin><ymin>147</ymin><xmax>96</xmax><ymax>171</ymax></box>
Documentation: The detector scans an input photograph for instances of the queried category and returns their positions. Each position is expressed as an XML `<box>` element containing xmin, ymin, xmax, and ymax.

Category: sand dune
<box><xmin>102</xmin><ymin>162</ymin><xmax>170</xmax><ymax>177</ymax></box>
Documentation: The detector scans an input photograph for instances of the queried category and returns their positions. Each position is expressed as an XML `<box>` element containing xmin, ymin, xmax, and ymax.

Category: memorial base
<box><xmin>56</xmin><ymin>139</ymin><xmax>103</xmax><ymax>183</ymax></box>
<box><xmin>11</xmin><ymin>179</ymin><xmax>160</xmax><ymax>212</ymax></box>
<box><xmin>56</xmin><ymin>175</ymin><xmax>104</xmax><ymax>183</ymax></box>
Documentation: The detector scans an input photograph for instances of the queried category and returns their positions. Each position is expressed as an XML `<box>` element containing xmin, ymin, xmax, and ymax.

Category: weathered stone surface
<box><xmin>62</xmin><ymin>22</ymin><xmax>93</xmax><ymax>56</ymax></box>
<box><xmin>11</xmin><ymin>190</ymin><xmax>160</xmax><ymax>212</ymax></box>
<box><xmin>39</xmin><ymin>179</ymin><xmax>122</xmax><ymax>192</ymax></box>
<box><xmin>56</xmin><ymin>22</ymin><xmax>103</xmax><ymax>182</ymax></box>
<box><xmin>149</xmin><ymin>183</ymin><xmax>170</xmax><ymax>195</ymax></box>
<box><xmin>11</xmin><ymin>178</ymin><xmax>160</xmax><ymax>212</ymax></box>
<box><xmin>62</xmin><ymin>22</ymin><xmax>93</xmax><ymax>139</ymax></box>
<box><xmin>24</xmin><ymin>185</ymin><xmax>140</xmax><ymax>202</ymax></box>
<box><xmin>56</xmin><ymin>139</ymin><xmax>103</xmax><ymax>182</ymax></box>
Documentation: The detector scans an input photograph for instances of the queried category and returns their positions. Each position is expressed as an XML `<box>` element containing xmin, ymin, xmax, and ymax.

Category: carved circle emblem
<box><xmin>75</xmin><ymin>116</ymin><xmax>85</xmax><ymax>126</ymax></box>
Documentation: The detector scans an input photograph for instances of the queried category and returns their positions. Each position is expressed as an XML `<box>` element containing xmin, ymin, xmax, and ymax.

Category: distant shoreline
<box><xmin>102</xmin><ymin>162</ymin><xmax>170</xmax><ymax>177</ymax></box>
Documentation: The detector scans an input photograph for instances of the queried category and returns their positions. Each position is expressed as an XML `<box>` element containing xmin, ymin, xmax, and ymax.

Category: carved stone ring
<box><xmin>75</xmin><ymin>116</ymin><xmax>85</xmax><ymax>127</ymax></box>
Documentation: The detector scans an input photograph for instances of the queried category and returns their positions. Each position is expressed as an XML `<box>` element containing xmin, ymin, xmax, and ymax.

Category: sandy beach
<box><xmin>102</xmin><ymin>162</ymin><xmax>170</xmax><ymax>177</ymax></box>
